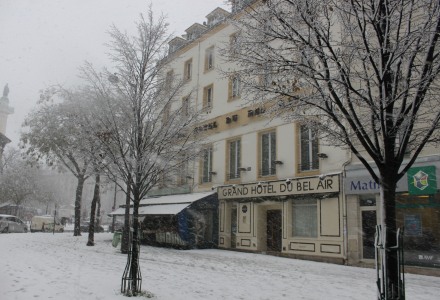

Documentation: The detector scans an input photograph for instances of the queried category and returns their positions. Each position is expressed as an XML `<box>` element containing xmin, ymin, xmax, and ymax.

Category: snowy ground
<box><xmin>1</xmin><ymin>233</ymin><xmax>439</xmax><ymax>300</ymax></box>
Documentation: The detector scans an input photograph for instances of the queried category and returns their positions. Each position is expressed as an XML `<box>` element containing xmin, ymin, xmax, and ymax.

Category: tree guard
<box><xmin>375</xmin><ymin>226</ymin><xmax>405</xmax><ymax>300</ymax></box>
<box><xmin>121</xmin><ymin>229</ymin><xmax>142</xmax><ymax>295</ymax></box>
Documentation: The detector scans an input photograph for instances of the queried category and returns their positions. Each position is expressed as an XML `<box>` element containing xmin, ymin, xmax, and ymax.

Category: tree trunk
<box><xmin>87</xmin><ymin>173</ymin><xmax>100</xmax><ymax>246</ymax></box>
<box><xmin>96</xmin><ymin>192</ymin><xmax>101</xmax><ymax>227</ymax></box>
<box><xmin>130</xmin><ymin>196</ymin><xmax>140</xmax><ymax>294</ymax></box>
<box><xmin>73</xmin><ymin>175</ymin><xmax>86</xmax><ymax>236</ymax></box>
<box><xmin>380</xmin><ymin>173</ymin><xmax>400</xmax><ymax>299</ymax></box>
<box><xmin>121</xmin><ymin>184</ymin><xmax>131</xmax><ymax>254</ymax></box>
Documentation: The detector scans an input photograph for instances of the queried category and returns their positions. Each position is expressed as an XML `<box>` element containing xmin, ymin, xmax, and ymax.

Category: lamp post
<box><xmin>112</xmin><ymin>181</ymin><xmax>117</xmax><ymax>233</ymax></box>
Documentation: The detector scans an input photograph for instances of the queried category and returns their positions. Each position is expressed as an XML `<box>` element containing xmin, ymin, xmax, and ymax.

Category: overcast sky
<box><xmin>0</xmin><ymin>0</ymin><xmax>230</xmax><ymax>146</ymax></box>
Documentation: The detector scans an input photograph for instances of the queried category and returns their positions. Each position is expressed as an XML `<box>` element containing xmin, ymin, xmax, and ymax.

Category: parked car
<box><xmin>30</xmin><ymin>215</ymin><xmax>64</xmax><ymax>232</ymax></box>
<box><xmin>80</xmin><ymin>221</ymin><xmax>104</xmax><ymax>233</ymax></box>
<box><xmin>0</xmin><ymin>214</ymin><xmax>28</xmax><ymax>233</ymax></box>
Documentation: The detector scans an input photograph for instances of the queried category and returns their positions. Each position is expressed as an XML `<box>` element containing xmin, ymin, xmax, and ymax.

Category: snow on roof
<box><xmin>140</xmin><ymin>191</ymin><xmax>215</xmax><ymax>205</ymax></box>
<box><xmin>109</xmin><ymin>191</ymin><xmax>215</xmax><ymax>216</ymax></box>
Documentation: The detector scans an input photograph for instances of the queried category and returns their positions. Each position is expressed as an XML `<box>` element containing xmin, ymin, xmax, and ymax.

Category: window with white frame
<box><xmin>228</xmin><ymin>139</ymin><xmax>241</xmax><ymax>180</ymax></box>
<box><xmin>184</xmin><ymin>58</ymin><xmax>192</xmax><ymax>81</ymax></box>
<box><xmin>299</xmin><ymin>124</ymin><xmax>319</xmax><ymax>171</ymax></box>
<box><xmin>261</xmin><ymin>131</ymin><xmax>276</xmax><ymax>176</ymax></box>
<box><xmin>203</xmin><ymin>84</ymin><xmax>213</xmax><ymax>110</ymax></box>
<box><xmin>201</xmin><ymin>146</ymin><xmax>213</xmax><ymax>184</ymax></box>
<box><xmin>205</xmin><ymin>46</ymin><xmax>214</xmax><ymax>71</ymax></box>
<box><xmin>229</xmin><ymin>75</ymin><xmax>241</xmax><ymax>100</ymax></box>
<box><xmin>292</xmin><ymin>199</ymin><xmax>318</xmax><ymax>238</ymax></box>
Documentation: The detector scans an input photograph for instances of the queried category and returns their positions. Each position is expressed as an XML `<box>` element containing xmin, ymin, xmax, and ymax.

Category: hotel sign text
<box><xmin>218</xmin><ymin>176</ymin><xmax>340</xmax><ymax>199</ymax></box>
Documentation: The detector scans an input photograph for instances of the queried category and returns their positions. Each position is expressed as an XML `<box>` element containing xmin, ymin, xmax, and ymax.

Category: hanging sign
<box><xmin>407</xmin><ymin>166</ymin><xmax>437</xmax><ymax>195</ymax></box>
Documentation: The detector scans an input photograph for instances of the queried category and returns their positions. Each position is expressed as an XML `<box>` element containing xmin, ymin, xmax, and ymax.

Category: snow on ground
<box><xmin>1</xmin><ymin>233</ymin><xmax>439</xmax><ymax>300</ymax></box>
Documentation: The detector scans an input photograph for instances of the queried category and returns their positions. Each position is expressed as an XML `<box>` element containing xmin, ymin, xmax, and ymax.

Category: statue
<box><xmin>3</xmin><ymin>84</ymin><xmax>9</xmax><ymax>97</ymax></box>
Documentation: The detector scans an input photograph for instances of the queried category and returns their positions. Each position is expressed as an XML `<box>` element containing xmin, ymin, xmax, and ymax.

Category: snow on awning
<box><xmin>108</xmin><ymin>191</ymin><xmax>215</xmax><ymax>216</ymax></box>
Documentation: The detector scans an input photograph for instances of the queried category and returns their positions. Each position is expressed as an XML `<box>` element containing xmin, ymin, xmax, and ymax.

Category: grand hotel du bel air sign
<box><xmin>218</xmin><ymin>175</ymin><xmax>340</xmax><ymax>200</ymax></box>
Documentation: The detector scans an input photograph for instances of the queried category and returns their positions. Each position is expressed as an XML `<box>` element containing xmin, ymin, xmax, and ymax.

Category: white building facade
<box><xmin>160</xmin><ymin>1</ymin><xmax>440</xmax><ymax>273</ymax></box>
<box><xmin>161</xmin><ymin>3</ymin><xmax>349</xmax><ymax>264</ymax></box>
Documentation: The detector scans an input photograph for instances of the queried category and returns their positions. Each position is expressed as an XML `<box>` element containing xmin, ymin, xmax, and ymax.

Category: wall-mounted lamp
<box><xmin>285</xmin><ymin>178</ymin><xmax>292</xmax><ymax>185</ymax></box>
<box><xmin>232</xmin><ymin>114</ymin><xmax>238</xmax><ymax>122</ymax></box>
<box><xmin>238</xmin><ymin>167</ymin><xmax>248</xmax><ymax>172</ymax></box>
<box><xmin>273</xmin><ymin>160</ymin><xmax>284</xmax><ymax>165</ymax></box>
<box><xmin>186</xmin><ymin>176</ymin><xmax>193</xmax><ymax>179</ymax></box>
<box><xmin>209</xmin><ymin>171</ymin><xmax>217</xmax><ymax>175</ymax></box>
<box><xmin>226</xmin><ymin>117</ymin><xmax>232</xmax><ymax>124</ymax></box>
<box><xmin>317</xmin><ymin>153</ymin><xmax>328</xmax><ymax>158</ymax></box>
<box><xmin>257</xmin><ymin>181</ymin><xmax>263</xmax><ymax>186</ymax></box>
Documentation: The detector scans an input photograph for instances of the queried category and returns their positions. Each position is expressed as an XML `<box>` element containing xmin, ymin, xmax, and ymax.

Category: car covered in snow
<box><xmin>30</xmin><ymin>215</ymin><xmax>64</xmax><ymax>232</ymax></box>
<box><xmin>0</xmin><ymin>214</ymin><xmax>28</xmax><ymax>233</ymax></box>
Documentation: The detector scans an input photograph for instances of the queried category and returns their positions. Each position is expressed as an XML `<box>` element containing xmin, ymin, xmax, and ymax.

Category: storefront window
<box><xmin>292</xmin><ymin>199</ymin><xmax>317</xmax><ymax>238</ymax></box>
<box><xmin>396</xmin><ymin>193</ymin><xmax>440</xmax><ymax>267</ymax></box>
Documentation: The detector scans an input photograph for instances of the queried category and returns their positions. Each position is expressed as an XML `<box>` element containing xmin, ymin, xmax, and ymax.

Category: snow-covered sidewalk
<box><xmin>1</xmin><ymin>232</ymin><xmax>439</xmax><ymax>299</ymax></box>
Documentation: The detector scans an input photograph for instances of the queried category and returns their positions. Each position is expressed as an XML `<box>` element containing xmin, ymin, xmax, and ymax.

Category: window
<box><xmin>201</xmin><ymin>146</ymin><xmax>213</xmax><ymax>184</ymax></box>
<box><xmin>299</xmin><ymin>125</ymin><xmax>319</xmax><ymax>171</ymax></box>
<box><xmin>162</xmin><ymin>102</ymin><xmax>171</xmax><ymax>124</ymax></box>
<box><xmin>229</xmin><ymin>32</ymin><xmax>241</xmax><ymax>55</ymax></box>
<box><xmin>165</xmin><ymin>70</ymin><xmax>173</xmax><ymax>88</ymax></box>
<box><xmin>292</xmin><ymin>199</ymin><xmax>317</xmax><ymax>238</ymax></box>
<box><xmin>229</xmin><ymin>75</ymin><xmax>240</xmax><ymax>100</ymax></box>
<box><xmin>205</xmin><ymin>46</ymin><xmax>214</xmax><ymax>71</ymax></box>
<box><xmin>182</xmin><ymin>96</ymin><xmax>190</xmax><ymax>117</ymax></box>
<box><xmin>177</xmin><ymin>155</ymin><xmax>190</xmax><ymax>186</ymax></box>
<box><xmin>260</xmin><ymin>62</ymin><xmax>273</xmax><ymax>88</ymax></box>
<box><xmin>228</xmin><ymin>139</ymin><xmax>241</xmax><ymax>180</ymax></box>
<box><xmin>184</xmin><ymin>58</ymin><xmax>192</xmax><ymax>81</ymax></box>
<box><xmin>203</xmin><ymin>84</ymin><xmax>214</xmax><ymax>110</ymax></box>
<box><xmin>261</xmin><ymin>131</ymin><xmax>276</xmax><ymax>176</ymax></box>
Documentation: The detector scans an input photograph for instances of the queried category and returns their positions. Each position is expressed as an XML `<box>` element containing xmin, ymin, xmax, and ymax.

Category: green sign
<box><xmin>407</xmin><ymin>166</ymin><xmax>437</xmax><ymax>195</ymax></box>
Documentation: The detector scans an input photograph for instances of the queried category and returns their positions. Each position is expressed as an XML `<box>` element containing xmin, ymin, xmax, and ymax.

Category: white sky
<box><xmin>0</xmin><ymin>0</ymin><xmax>230</xmax><ymax>146</ymax></box>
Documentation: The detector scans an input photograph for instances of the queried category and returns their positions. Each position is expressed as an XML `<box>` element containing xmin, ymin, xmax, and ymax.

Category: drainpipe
<box><xmin>342</xmin><ymin>148</ymin><xmax>353</xmax><ymax>264</ymax></box>
<box><xmin>196</xmin><ymin>41</ymin><xmax>201</xmax><ymax>109</ymax></box>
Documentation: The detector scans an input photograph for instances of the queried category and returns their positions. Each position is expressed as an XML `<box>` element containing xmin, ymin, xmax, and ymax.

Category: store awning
<box><xmin>108</xmin><ymin>191</ymin><xmax>215</xmax><ymax>216</ymax></box>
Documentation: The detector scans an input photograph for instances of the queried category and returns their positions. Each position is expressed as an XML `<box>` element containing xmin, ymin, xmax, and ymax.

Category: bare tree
<box><xmin>227</xmin><ymin>0</ymin><xmax>440</xmax><ymax>298</ymax></box>
<box><xmin>81</xmin><ymin>10</ymin><xmax>204</xmax><ymax>296</ymax></box>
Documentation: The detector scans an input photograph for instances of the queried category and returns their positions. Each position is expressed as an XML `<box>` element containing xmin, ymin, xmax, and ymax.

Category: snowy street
<box><xmin>1</xmin><ymin>233</ymin><xmax>440</xmax><ymax>300</ymax></box>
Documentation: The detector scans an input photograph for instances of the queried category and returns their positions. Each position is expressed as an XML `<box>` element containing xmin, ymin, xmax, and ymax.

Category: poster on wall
<box><xmin>407</xmin><ymin>166</ymin><xmax>437</xmax><ymax>195</ymax></box>
<box><xmin>404</xmin><ymin>214</ymin><xmax>422</xmax><ymax>236</ymax></box>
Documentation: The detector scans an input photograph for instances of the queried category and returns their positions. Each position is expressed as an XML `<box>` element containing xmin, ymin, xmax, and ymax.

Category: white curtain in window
<box><xmin>292</xmin><ymin>199</ymin><xmax>317</xmax><ymax>238</ymax></box>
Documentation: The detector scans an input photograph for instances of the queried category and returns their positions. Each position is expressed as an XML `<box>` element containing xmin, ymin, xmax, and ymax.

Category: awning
<box><xmin>108</xmin><ymin>191</ymin><xmax>215</xmax><ymax>216</ymax></box>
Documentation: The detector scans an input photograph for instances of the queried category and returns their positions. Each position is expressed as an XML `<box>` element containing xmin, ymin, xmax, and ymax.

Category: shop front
<box><xmin>218</xmin><ymin>174</ymin><xmax>345</xmax><ymax>263</ymax></box>
<box><xmin>345</xmin><ymin>156</ymin><xmax>440</xmax><ymax>268</ymax></box>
